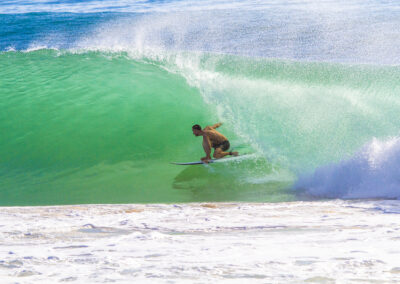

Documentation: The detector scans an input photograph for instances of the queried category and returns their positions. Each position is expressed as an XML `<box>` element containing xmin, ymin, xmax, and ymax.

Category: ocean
<box><xmin>1</xmin><ymin>1</ymin><xmax>400</xmax><ymax>282</ymax></box>
<box><xmin>2</xmin><ymin>0</ymin><xmax>400</xmax><ymax>205</ymax></box>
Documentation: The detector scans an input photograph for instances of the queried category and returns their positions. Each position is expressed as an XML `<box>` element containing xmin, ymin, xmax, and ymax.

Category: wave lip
<box><xmin>296</xmin><ymin>137</ymin><xmax>400</xmax><ymax>199</ymax></box>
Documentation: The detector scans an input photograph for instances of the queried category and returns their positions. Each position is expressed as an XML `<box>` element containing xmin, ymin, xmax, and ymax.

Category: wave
<box><xmin>72</xmin><ymin>16</ymin><xmax>400</xmax><ymax>171</ymax></box>
<box><xmin>296</xmin><ymin>137</ymin><xmax>400</xmax><ymax>199</ymax></box>
<box><xmin>2</xmin><ymin>4</ymin><xmax>400</xmax><ymax>204</ymax></box>
<box><xmin>1</xmin><ymin>48</ymin><xmax>400</xmax><ymax>204</ymax></box>
<box><xmin>0</xmin><ymin>49</ymin><xmax>294</xmax><ymax>205</ymax></box>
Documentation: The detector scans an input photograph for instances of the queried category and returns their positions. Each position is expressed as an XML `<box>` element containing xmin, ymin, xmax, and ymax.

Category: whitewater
<box><xmin>1</xmin><ymin>0</ymin><xmax>400</xmax><ymax>282</ymax></box>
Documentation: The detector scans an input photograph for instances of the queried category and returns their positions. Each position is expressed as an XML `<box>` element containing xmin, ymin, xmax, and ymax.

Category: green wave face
<box><xmin>0</xmin><ymin>50</ymin><xmax>293</xmax><ymax>205</ymax></box>
<box><xmin>1</xmin><ymin>50</ymin><xmax>400</xmax><ymax>205</ymax></box>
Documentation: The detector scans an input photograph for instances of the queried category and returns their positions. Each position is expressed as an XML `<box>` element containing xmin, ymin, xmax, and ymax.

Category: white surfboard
<box><xmin>171</xmin><ymin>154</ymin><xmax>250</xmax><ymax>165</ymax></box>
<box><xmin>171</xmin><ymin>160</ymin><xmax>217</xmax><ymax>165</ymax></box>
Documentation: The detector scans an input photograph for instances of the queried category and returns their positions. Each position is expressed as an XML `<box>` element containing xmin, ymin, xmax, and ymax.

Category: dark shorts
<box><xmin>213</xmin><ymin>140</ymin><xmax>230</xmax><ymax>151</ymax></box>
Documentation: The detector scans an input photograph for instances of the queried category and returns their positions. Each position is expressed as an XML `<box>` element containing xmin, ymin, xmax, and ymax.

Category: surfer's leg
<box><xmin>213</xmin><ymin>148</ymin><xmax>228</xmax><ymax>159</ymax></box>
<box><xmin>213</xmin><ymin>148</ymin><xmax>238</xmax><ymax>159</ymax></box>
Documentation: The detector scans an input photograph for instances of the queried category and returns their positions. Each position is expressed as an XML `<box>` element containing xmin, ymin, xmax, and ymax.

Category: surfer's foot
<box><xmin>230</xmin><ymin>151</ymin><xmax>239</xmax><ymax>156</ymax></box>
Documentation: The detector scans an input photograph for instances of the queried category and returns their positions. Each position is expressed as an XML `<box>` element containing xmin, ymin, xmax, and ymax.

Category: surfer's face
<box><xmin>192</xmin><ymin>129</ymin><xmax>201</xmax><ymax>136</ymax></box>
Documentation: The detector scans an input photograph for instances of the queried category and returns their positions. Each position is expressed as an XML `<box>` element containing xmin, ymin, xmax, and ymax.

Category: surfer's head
<box><xmin>192</xmin><ymin>124</ymin><xmax>202</xmax><ymax>136</ymax></box>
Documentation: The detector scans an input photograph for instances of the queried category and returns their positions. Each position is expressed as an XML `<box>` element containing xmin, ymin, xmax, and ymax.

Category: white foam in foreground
<box><xmin>1</xmin><ymin>200</ymin><xmax>400</xmax><ymax>283</ymax></box>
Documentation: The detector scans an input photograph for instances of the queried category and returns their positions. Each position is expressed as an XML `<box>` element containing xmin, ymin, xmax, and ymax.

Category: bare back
<box><xmin>203</xmin><ymin>126</ymin><xmax>228</xmax><ymax>147</ymax></box>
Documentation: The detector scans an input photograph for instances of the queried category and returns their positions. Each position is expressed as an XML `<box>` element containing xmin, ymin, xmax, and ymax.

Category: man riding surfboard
<box><xmin>192</xmin><ymin>123</ymin><xmax>238</xmax><ymax>163</ymax></box>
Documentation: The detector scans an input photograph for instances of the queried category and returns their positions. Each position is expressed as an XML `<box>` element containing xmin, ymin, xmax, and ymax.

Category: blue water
<box><xmin>2</xmin><ymin>1</ymin><xmax>400</xmax><ymax>63</ymax></box>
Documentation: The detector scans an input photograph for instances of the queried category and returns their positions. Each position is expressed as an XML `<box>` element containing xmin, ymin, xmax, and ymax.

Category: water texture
<box><xmin>1</xmin><ymin>0</ymin><xmax>400</xmax><ymax>205</ymax></box>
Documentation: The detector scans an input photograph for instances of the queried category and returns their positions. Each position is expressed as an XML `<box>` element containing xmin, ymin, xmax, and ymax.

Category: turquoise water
<box><xmin>0</xmin><ymin>50</ymin><xmax>292</xmax><ymax>205</ymax></box>
<box><xmin>1</xmin><ymin>1</ymin><xmax>400</xmax><ymax>205</ymax></box>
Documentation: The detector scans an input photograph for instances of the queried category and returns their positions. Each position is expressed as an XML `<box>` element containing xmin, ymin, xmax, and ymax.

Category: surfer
<box><xmin>192</xmin><ymin>123</ymin><xmax>238</xmax><ymax>163</ymax></box>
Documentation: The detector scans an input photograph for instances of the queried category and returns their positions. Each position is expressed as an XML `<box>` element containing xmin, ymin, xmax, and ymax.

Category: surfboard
<box><xmin>171</xmin><ymin>160</ymin><xmax>217</xmax><ymax>165</ymax></box>
<box><xmin>171</xmin><ymin>154</ymin><xmax>249</xmax><ymax>165</ymax></box>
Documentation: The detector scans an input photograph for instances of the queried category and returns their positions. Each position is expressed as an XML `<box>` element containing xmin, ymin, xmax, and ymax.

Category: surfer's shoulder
<box><xmin>205</xmin><ymin>123</ymin><xmax>222</xmax><ymax>130</ymax></box>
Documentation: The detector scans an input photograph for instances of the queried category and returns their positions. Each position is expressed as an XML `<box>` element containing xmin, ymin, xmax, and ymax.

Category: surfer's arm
<box><xmin>211</xmin><ymin>122</ymin><xmax>222</xmax><ymax>129</ymax></box>
<box><xmin>201</xmin><ymin>135</ymin><xmax>212</xmax><ymax>162</ymax></box>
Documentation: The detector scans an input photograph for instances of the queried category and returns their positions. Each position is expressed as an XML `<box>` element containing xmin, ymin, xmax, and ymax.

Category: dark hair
<box><xmin>192</xmin><ymin>124</ymin><xmax>201</xmax><ymax>130</ymax></box>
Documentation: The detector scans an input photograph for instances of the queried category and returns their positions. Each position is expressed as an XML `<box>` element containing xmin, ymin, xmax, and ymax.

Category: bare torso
<box><xmin>203</xmin><ymin>126</ymin><xmax>228</xmax><ymax>147</ymax></box>
<box><xmin>195</xmin><ymin>122</ymin><xmax>238</xmax><ymax>162</ymax></box>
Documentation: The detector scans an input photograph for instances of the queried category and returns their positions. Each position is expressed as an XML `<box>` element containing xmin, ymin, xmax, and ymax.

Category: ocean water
<box><xmin>2</xmin><ymin>2</ymin><xmax>400</xmax><ymax>283</ymax></box>
<box><xmin>1</xmin><ymin>0</ymin><xmax>400</xmax><ymax>205</ymax></box>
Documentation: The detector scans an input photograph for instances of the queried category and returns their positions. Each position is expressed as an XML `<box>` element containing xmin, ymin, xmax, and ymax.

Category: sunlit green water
<box><xmin>0</xmin><ymin>50</ymin><xmax>292</xmax><ymax>205</ymax></box>
<box><xmin>1</xmin><ymin>50</ymin><xmax>400</xmax><ymax>205</ymax></box>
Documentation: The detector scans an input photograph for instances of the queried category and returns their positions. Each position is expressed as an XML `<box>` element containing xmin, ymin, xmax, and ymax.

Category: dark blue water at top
<box><xmin>1</xmin><ymin>0</ymin><xmax>400</xmax><ymax>64</ymax></box>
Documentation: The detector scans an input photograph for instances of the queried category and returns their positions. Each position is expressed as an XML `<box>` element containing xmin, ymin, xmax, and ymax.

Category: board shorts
<box><xmin>212</xmin><ymin>140</ymin><xmax>230</xmax><ymax>151</ymax></box>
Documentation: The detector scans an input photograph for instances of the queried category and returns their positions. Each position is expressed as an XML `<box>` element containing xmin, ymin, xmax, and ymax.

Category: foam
<box><xmin>1</xmin><ymin>201</ymin><xmax>400</xmax><ymax>282</ymax></box>
<box><xmin>296</xmin><ymin>137</ymin><xmax>400</xmax><ymax>199</ymax></box>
